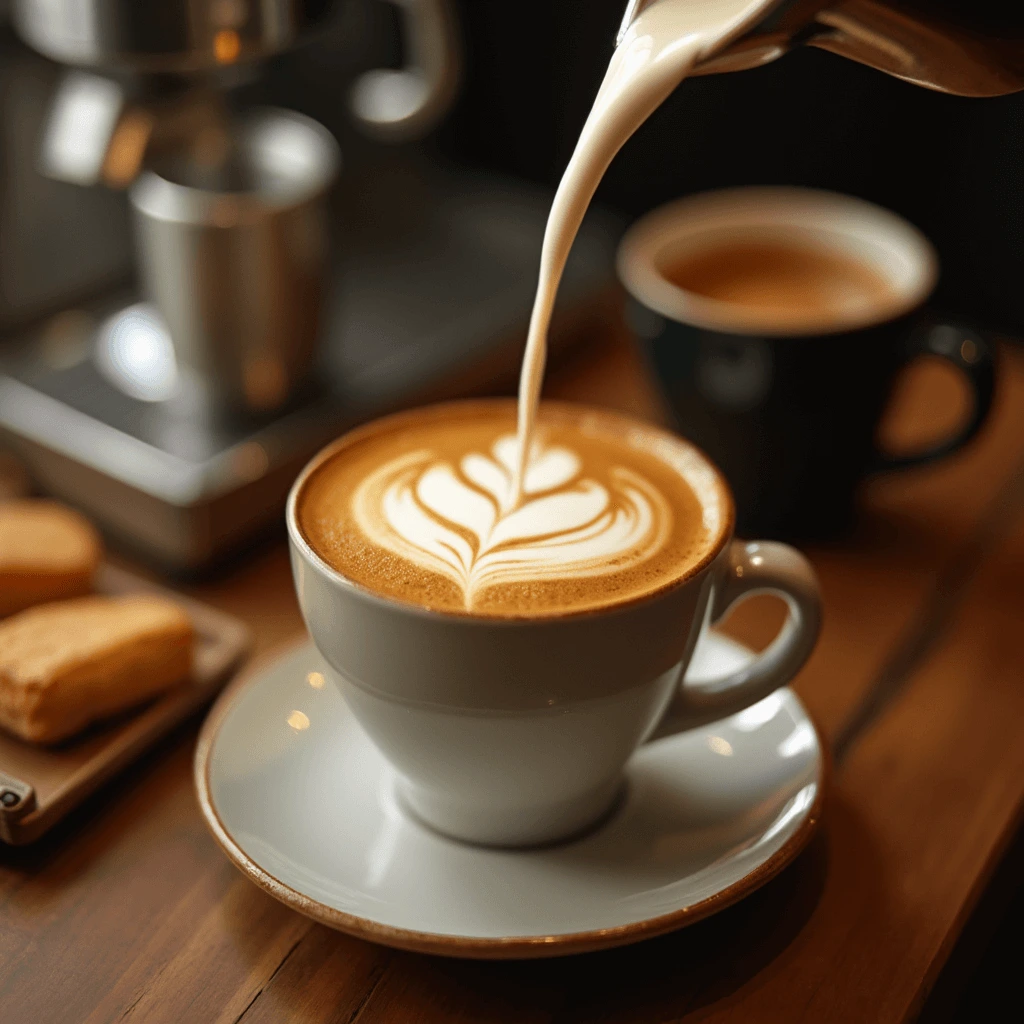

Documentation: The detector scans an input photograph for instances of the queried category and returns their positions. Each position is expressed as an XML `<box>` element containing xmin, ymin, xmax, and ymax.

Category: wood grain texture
<box><xmin>2</xmin><ymin>319</ymin><xmax>1024</xmax><ymax>1024</ymax></box>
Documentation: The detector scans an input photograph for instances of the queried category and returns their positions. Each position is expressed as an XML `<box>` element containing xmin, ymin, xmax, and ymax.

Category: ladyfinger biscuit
<box><xmin>0</xmin><ymin>594</ymin><xmax>194</xmax><ymax>743</ymax></box>
<box><xmin>0</xmin><ymin>500</ymin><xmax>102</xmax><ymax>617</ymax></box>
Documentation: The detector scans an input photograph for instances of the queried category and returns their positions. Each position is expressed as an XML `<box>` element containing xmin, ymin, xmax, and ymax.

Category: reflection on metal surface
<box><xmin>707</xmin><ymin>736</ymin><xmax>735</xmax><ymax>756</ymax></box>
<box><xmin>213</xmin><ymin>30</ymin><xmax>241</xmax><ymax>64</ymax></box>
<box><xmin>307</xmin><ymin>672</ymin><xmax>326</xmax><ymax>690</ymax></box>
<box><xmin>811</xmin><ymin>1</ymin><xmax>1024</xmax><ymax>97</ymax></box>
<box><xmin>101</xmin><ymin>108</ymin><xmax>156</xmax><ymax>188</ymax></box>
<box><xmin>287</xmin><ymin>710</ymin><xmax>310</xmax><ymax>731</ymax></box>
<box><xmin>41</xmin><ymin>72</ymin><xmax>124</xmax><ymax>186</ymax></box>
<box><xmin>95</xmin><ymin>303</ymin><xmax>178</xmax><ymax>402</ymax></box>
<box><xmin>0</xmin><ymin>376</ymin><xmax>199</xmax><ymax>502</ymax></box>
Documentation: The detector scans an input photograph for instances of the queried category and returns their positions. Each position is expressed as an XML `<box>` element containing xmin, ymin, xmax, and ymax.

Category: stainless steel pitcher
<box><xmin>129</xmin><ymin>108</ymin><xmax>340</xmax><ymax>415</ymax></box>
<box><xmin>620</xmin><ymin>0</ymin><xmax>1024</xmax><ymax>97</ymax></box>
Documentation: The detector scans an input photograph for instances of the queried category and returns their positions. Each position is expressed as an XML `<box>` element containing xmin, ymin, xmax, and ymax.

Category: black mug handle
<box><xmin>871</xmin><ymin>321</ymin><xmax>996</xmax><ymax>472</ymax></box>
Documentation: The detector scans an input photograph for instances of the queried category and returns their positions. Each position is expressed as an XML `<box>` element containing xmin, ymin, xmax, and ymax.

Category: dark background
<box><xmin>434</xmin><ymin>0</ymin><xmax>1024</xmax><ymax>336</ymax></box>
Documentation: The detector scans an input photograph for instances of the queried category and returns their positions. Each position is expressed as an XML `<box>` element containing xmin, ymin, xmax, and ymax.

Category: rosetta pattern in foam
<box><xmin>351</xmin><ymin>435</ymin><xmax>673</xmax><ymax>609</ymax></box>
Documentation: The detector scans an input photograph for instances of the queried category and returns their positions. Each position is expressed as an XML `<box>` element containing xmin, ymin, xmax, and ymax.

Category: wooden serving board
<box><xmin>0</xmin><ymin>564</ymin><xmax>251</xmax><ymax>845</ymax></box>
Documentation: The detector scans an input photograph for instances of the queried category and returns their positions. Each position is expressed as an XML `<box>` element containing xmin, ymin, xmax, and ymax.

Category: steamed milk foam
<box><xmin>298</xmin><ymin>0</ymin><xmax>768</xmax><ymax>616</ymax></box>
<box><xmin>298</xmin><ymin>402</ymin><xmax>725</xmax><ymax>616</ymax></box>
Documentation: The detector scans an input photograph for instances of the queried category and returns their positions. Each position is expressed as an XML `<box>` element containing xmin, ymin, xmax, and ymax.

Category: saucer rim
<box><xmin>195</xmin><ymin>637</ymin><xmax>829</xmax><ymax>960</ymax></box>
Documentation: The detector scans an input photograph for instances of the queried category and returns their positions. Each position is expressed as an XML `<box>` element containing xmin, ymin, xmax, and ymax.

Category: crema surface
<box><xmin>297</xmin><ymin>402</ymin><xmax>727</xmax><ymax>618</ymax></box>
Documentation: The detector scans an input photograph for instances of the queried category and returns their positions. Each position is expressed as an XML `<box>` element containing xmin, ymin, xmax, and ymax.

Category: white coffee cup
<box><xmin>287</xmin><ymin>400</ymin><xmax>821</xmax><ymax>847</ymax></box>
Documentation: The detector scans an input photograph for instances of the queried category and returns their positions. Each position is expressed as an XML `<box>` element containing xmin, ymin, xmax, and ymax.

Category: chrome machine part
<box><xmin>11</xmin><ymin>0</ymin><xmax>339</xmax><ymax>73</ymax></box>
<box><xmin>15</xmin><ymin>0</ymin><xmax>460</xmax><ymax>143</ymax></box>
<box><xmin>349</xmin><ymin>0</ymin><xmax>461</xmax><ymax>141</ymax></box>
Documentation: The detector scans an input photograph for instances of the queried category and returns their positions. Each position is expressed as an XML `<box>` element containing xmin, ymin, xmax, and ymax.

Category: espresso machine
<box><xmin>0</xmin><ymin>0</ymin><xmax>622</xmax><ymax>570</ymax></box>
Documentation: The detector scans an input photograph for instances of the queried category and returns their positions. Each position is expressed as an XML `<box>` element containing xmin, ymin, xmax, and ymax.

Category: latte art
<box><xmin>352</xmin><ymin>436</ymin><xmax>672</xmax><ymax>609</ymax></box>
<box><xmin>297</xmin><ymin>402</ymin><xmax>722</xmax><ymax>618</ymax></box>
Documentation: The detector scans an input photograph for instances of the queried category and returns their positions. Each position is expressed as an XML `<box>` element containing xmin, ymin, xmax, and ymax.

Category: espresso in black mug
<box><xmin>617</xmin><ymin>188</ymin><xmax>995</xmax><ymax>539</ymax></box>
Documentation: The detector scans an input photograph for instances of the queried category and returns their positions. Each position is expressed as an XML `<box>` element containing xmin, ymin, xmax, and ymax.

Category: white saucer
<box><xmin>195</xmin><ymin>633</ymin><xmax>825</xmax><ymax>959</ymax></box>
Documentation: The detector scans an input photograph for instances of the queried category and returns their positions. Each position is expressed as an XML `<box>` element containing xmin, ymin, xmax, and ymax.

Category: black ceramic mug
<box><xmin>617</xmin><ymin>188</ymin><xmax>995</xmax><ymax>539</ymax></box>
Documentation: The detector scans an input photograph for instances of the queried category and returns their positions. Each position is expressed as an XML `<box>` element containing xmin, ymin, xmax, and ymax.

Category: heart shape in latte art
<box><xmin>351</xmin><ymin>435</ymin><xmax>673</xmax><ymax>609</ymax></box>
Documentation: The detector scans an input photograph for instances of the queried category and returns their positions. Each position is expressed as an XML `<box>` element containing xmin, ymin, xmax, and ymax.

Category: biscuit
<box><xmin>0</xmin><ymin>500</ymin><xmax>102</xmax><ymax>617</ymax></box>
<box><xmin>0</xmin><ymin>594</ymin><xmax>194</xmax><ymax>743</ymax></box>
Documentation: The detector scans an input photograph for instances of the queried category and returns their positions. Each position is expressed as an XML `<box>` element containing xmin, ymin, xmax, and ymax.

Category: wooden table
<box><xmin>3</xmin><ymin>324</ymin><xmax>1024</xmax><ymax>1023</ymax></box>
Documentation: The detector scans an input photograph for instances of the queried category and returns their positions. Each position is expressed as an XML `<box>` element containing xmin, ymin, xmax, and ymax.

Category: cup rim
<box><xmin>286</xmin><ymin>398</ymin><xmax>736</xmax><ymax>625</ymax></box>
<box><xmin>617</xmin><ymin>186</ymin><xmax>939</xmax><ymax>338</ymax></box>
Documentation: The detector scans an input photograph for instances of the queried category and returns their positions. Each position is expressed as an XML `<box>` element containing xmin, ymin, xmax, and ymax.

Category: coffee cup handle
<box><xmin>871</xmin><ymin>321</ymin><xmax>996</xmax><ymax>473</ymax></box>
<box><xmin>651</xmin><ymin>540</ymin><xmax>821</xmax><ymax>737</ymax></box>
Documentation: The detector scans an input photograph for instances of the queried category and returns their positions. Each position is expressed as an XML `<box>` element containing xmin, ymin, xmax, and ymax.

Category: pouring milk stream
<box><xmin>511</xmin><ymin>0</ymin><xmax>776</xmax><ymax>505</ymax></box>
<box><xmin>298</xmin><ymin>0</ymin><xmax>776</xmax><ymax>615</ymax></box>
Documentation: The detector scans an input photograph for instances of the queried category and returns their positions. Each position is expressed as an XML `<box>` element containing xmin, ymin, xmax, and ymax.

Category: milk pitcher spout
<box><xmin>619</xmin><ymin>0</ymin><xmax>1024</xmax><ymax>97</ymax></box>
